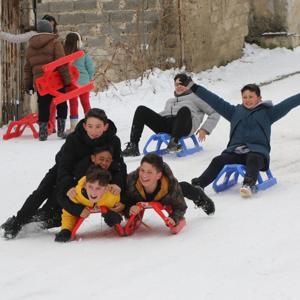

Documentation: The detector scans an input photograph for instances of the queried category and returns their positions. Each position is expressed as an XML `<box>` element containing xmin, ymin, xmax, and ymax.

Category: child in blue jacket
<box><xmin>179</xmin><ymin>77</ymin><xmax>300</xmax><ymax>197</ymax></box>
<box><xmin>64</xmin><ymin>32</ymin><xmax>95</xmax><ymax>132</ymax></box>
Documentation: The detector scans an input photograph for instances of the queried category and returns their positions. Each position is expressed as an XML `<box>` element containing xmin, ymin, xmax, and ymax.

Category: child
<box><xmin>64</xmin><ymin>32</ymin><xmax>95</xmax><ymax>133</ymax></box>
<box><xmin>2</xmin><ymin>109</ymin><xmax>126</xmax><ymax>239</ymax></box>
<box><xmin>125</xmin><ymin>153</ymin><xmax>187</xmax><ymax>226</ymax></box>
<box><xmin>179</xmin><ymin>77</ymin><xmax>300</xmax><ymax>197</ymax></box>
<box><xmin>55</xmin><ymin>165</ymin><xmax>123</xmax><ymax>242</ymax></box>
<box><xmin>24</xmin><ymin>19</ymin><xmax>70</xmax><ymax>141</ymax></box>
<box><xmin>122</xmin><ymin>73</ymin><xmax>219</xmax><ymax>156</ymax></box>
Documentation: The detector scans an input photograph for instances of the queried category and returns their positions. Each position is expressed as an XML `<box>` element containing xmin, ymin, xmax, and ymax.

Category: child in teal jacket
<box><xmin>64</xmin><ymin>32</ymin><xmax>95</xmax><ymax>132</ymax></box>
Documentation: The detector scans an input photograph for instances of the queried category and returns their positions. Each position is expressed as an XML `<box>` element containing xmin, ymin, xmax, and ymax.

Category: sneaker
<box><xmin>3</xmin><ymin>218</ymin><xmax>22</xmax><ymax>239</ymax></box>
<box><xmin>240</xmin><ymin>184</ymin><xmax>257</xmax><ymax>198</ymax></box>
<box><xmin>194</xmin><ymin>186</ymin><xmax>215</xmax><ymax>215</ymax></box>
<box><xmin>55</xmin><ymin>229</ymin><xmax>71</xmax><ymax>242</ymax></box>
<box><xmin>122</xmin><ymin>142</ymin><xmax>140</xmax><ymax>157</ymax></box>
<box><xmin>166</xmin><ymin>138</ymin><xmax>182</xmax><ymax>153</ymax></box>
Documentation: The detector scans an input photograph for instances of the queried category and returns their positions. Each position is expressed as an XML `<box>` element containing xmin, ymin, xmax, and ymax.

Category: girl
<box><xmin>64</xmin><ymin>32</ymin><xmax>95</xmax><ymax>133</ymax></box>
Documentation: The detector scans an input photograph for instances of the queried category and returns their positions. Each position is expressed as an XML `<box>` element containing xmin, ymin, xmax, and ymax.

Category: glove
<box><xmin>103</xmin><ymin>210</ymin><xmax>122</xmax><ymax>227</ymax></box>
<box><xmin>177</xmin><ymin>74</ymin><xmax>193</xmax><ymax>87</ymax></box>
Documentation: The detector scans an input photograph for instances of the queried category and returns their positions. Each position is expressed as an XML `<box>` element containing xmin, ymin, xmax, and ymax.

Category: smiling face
<box><xmin>91</xmin><ymin>151</ymin><xmax>113</xmax><ymax>170</ymax></box>
<box><xmin>242</xmin><ymin>90</ymin><xmax>262</xmax><ymax>109</ymax></box>
<box><xmin>83</xmin><ymin>117</ymin><xmax>108</xmax><ymax>140</ymax></box>
<box><xmin>138</xmin><ymin>162</ymin><xmax>162</xmax><ymax>193</ymax></box>
<box><xmin>175</xmin><ymin>78</ymin><xmax>189</xmax><ymax>95</ymax></box>
<box><xmin>85</xmin><ymin>181</ymin><xmax>107</xmax><ymax>203</ymax></box>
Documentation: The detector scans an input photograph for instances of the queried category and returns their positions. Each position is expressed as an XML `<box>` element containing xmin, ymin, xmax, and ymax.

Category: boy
<box><xmin>179</xmin><ymin>77</ymin><xmax>300</xmax><ymax>197</ymax></box>
<box><xmin>122</xmin><ymin>73</ymin><xmax>219</xmax><ymax>156</ymax></box>
<box><xmin>55</xmin><ymin>165</ymin><xmax>123</xmax><ymax>242</ymax></box>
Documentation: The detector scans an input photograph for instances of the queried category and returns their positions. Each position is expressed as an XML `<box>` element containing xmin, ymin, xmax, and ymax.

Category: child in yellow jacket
<box><xmin>55</xmin><ymin>165</ymin><xmax>122</xmax><ymax>242</ymax></box>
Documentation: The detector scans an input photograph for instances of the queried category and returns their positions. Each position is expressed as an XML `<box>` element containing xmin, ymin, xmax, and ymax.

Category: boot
<box><xmin>122</xmin><ymin>142</ymin><xmax>140</xmax><ymax>157</ymax></box>
<box><xmin>39</xmin><ymin>122</ymin><xmax>48</xmax><ymax>141</ymax></box>
<box><xmin>193</xmin><ymin>186</ymin><xmax>215</xmax><ymax>215</ymax></box>
<box><xmin>55</xmin><ymin>229</ymin><xmax>71</xmax><ymax>242</ymax></box>
<box><xmin>57</xmin><ymin>118</ymin><xmax>66</xmax><ymax>139</ymax></box>
<box><xmin>166</xmin><ymin>137</ymin><xmax>182</xmax><ymax>153</ymax></box>
<box><xmin>65</xmin><ymin>118</ymin><xmax>78</xmax><ymax>135</ymax></box>
<box><xmin>240</xmin><ymin>176</ymin><xmax>257</xmax><ymax>198</ymax></box>
<box><xmin>2</xmin><ymin>217</ymin><xmax>22</xmax><ymax>239</ymax></box>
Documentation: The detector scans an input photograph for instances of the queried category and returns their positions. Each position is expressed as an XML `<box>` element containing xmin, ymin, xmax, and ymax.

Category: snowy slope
<box><xmin>1</xmin><ymin>44</ymin><xmax>300</xmax><ymax>300</ymax></box>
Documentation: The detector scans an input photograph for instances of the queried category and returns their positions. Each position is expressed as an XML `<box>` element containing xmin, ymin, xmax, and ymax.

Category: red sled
<box><xmin>71</xmin><ymin>206</ymin><xmax>124</xmax><ymax>240</ymax></box>
<box><xmin>2</xmin><ymin>112</ymin><xmax>54</xmax><ymax>140</ymax></box>
<box><xmin>124</xmin><ymin>202</ymin><xmax>186</xmax><ymax>236</ymax></box>
<box><xmin>35</xmin><ymin>50</ymin><xmax>94</xmax><ymax>105</ymax></box>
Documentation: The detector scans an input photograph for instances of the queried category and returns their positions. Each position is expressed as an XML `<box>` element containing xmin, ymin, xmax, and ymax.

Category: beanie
<box><xmin>37</xmin><ymin>20</ymin><xmax>53</xmax><ymax>33</ymax></box>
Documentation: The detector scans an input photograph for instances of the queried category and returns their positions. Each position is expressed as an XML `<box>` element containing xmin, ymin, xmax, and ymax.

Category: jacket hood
<box><xmin>29</xmin><ymin>33</ymin><xmax>58</xmax><ymax>49</ymax></box>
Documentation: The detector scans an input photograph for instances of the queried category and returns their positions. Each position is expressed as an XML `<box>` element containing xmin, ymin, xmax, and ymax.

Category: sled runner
<box><xmin>3</xmin><ymin>113</ymin><xmax>54</xmax><ymax>140</ymax></box>
<box><xmin>35</xmin><ymin>50</ymin><xmax>94</xmax><ymax>105</ymax></box>
<box><xmin>71</xmin><ymin>206</ymin><xmax>124</xmax><ymax>240</ymax></box>
<box><xmin>124</xmin><ymin>201</ymin><xmax>186</xmax><ymax>236</ymax></box>
<box><xmin>143</xmin><ymin>133</ymin><xmax>203</xmax><ymax>157</ymax></box>
<box><xmin>212</xmin><ymin>164</ymin><xmax>277</xmax><ymax>193</ymax></box>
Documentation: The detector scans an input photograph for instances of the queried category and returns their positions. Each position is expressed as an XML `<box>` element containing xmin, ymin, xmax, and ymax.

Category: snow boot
<box><xmin>57</xmin><ymin>118</ymin><xmax>67</xmax><ymax>139</ymax></box>
<box><xmin>65</xmin><ymin>118</ymin><xmax>78</xmax><ymax>135</ymax></box>
<box><xmin>122</xmin><ymin>142</ymin><xmax>140</xmax><ymax>157</ymax></box>
<box><xmin>240</xmin><ymin>176</ymin><xmax>257</xmax><ymax>198</ymax></box>
<box><xmin>193</xmin><ymin>186</ymin><xmax>215</xmax><ymax>215</ymax></box>
<box><xmin>166</xmin><ymin>137</ymin><xmax>182</xmax><ymax>153</ymax></box>
<box><xmin>39</xmin><ymin>122</ymin><xmax>48</xmax><ymax>141</ymax></box>
<box><xmin>3</xmin><ymin>217</ymin><xmax>22</xmax><ymax>239</ymax></box>
<box><xmin>55</xmin><ymin>229</ymin><xmax>71</xmax><ymax>242</ymax></box>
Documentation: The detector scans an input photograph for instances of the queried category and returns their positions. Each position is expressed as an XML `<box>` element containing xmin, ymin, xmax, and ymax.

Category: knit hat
<box><xmin>37</xmin><ymin>20</ymin><xmax>53</xmax><ymax>33</ymax></box>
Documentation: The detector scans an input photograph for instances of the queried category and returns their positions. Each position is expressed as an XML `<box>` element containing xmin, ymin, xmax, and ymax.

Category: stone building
<box><xmin>1</xmin><ymin>0</ymin><xmax>300</xmax><ymax>125</ymax></box>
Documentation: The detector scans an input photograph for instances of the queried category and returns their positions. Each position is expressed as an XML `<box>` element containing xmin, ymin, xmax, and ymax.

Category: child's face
<box><xmin>242</xmin><ymin>90</ymin><xmax>262</xmax><ymax>109</ymax></box>
<box><xmin>139</xmin><ymin>162</ymin><xmax>162</xmax><ymax>190</ymax></box>
<box><xmin>85</xmin><ymin>181</ymin><xmax>107</xmax><ymax>203</ymax></box>
<box><xmin>83</xmin><ymin>117</ymin><xmax>108</xmax><ymax>139</ymax></box>
<box><xmin>91</xmin><ymin>151</ymin><xmax>113</xmax><ymax>170</ymax></box>
<box><xmin>175</xmin><ymin>78</ymin><xmax>189</xmax><ymax>95</ymax></box>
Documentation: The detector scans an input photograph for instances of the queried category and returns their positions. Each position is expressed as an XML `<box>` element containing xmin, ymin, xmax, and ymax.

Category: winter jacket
<box><xmin>74</xmin><ymin>52</ymin><xmax>95</xmax><ymax>85</ymax></box>
<box><xmin>125</xmin><ymin>163</ymin><xmax>187</xmax><ymax>224</ymax></box>
<box><xmin>191</xmin><ymin>84</ymin><xmax>300</xmax><ymax>169</ymax></box>
<box><xmin>24</xmin><ymin>33</ymin><xmax>70</xmax><ymax>90</ymax></box>
<box><xmin>61</xmin><ymin>176</ymin><xmax>120</xmax><ymax>231</ymax></box>
<box><xmin>56</xmin><ymin>118</ymin><xmax>125</xmax><ymax>199</ymax></box>
<box><xmin>0</xmin><ymin>30</ymin><xmax>37</xmax><ymax>43</ymax></box>
<box><xmin>159</xmin><ymin>91</ymin><xmax>220</xmax><ymax>135</ymax></box>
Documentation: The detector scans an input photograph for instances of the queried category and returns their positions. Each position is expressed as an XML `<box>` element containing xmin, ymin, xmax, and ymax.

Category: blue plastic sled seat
<box><xmin>212</xmin><ymin>164</ymin><xmax>277</xmax><ymax>193</ymax></box>
<box><xmin>143</xmin><ymin>133</ymin><xmax>203</xmax><ymax>157</ymax></box>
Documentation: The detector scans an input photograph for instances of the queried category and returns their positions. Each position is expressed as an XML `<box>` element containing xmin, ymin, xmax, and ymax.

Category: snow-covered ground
<box><xmin>1</xmin><ymin>44</ymin><xmax>300</xmax><ymax>300</ymax></box>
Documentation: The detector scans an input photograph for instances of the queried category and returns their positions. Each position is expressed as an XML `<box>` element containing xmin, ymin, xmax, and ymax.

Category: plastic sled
<box><xmin>212</xmin><ymin>164</ymin><xmax>277</xmax><ymax>193</ymax></box>
<box><xmin>3</xmin><ymin>112</ymin><xmax>56</xmax><ymax>140</ymax></box>
<box><xmin>35</xmin><ymin>50</ymin><xmax>94</xmax><ymax>105</ymax></box>
<box><xmin>71</xmin><ymin>206</ymin><xmax>124</xmax><ymax>240</ymax></box>
<box><xmin>124</xmin><ymin>201</ymin><xmax>186</xmax><ymax>236</ymax></box>
<box><xmin>143</xmin><ymin>133</ymin><xmax>203</xmax><ymax>157</ymax></box>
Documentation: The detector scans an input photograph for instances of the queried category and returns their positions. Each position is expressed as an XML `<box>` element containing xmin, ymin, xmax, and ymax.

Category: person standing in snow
<box><xmin>64</xmin><ymin>32</ymin><xmax>95</xmax><ymax>134</ymax></box>
<box><xmin>178</xmin><ymin>78</ymin><xmax>300</xmax><ymax>198</ymax></box>
<box><xmin>24</xmin><ymin>19</ymin><xmax>71</xmax><ymax>141</ymax></box>
<box><xmin>122</xmin><ymin>73</ymin><xmax>220</xmax><ymax>157</ymax></box>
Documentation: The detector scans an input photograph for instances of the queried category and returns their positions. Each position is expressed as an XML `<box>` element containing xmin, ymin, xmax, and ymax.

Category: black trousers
<box><xmin>37</xmin><ymin>92</ymin><xmax>68</xmax><ymax>123</ymax></box>
<box><xmin>130</xmin><ymin>105</ymin><xmax>192</xmax><ymax>143</ymax></box>
<box><xmin>195</xmin><ymin>152</ymin><xmax>266</xmax><ymax>188</ymax></box>
<box><xmin>16</xmin><ymin>165</ymin><xmax>60</xmax><ymax>224</ymax></box>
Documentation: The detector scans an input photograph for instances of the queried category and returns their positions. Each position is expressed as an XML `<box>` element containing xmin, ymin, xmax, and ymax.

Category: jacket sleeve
<box><xmin>85</xmin><ymin>53</ymin><xmax>95</xmax><ymax>81</ymax></box>
<box><xmin>0</xmin><ymin>30</ymin><xmax>36</xmax><ymax>43</ymax></box>
<box><xmin>54</xmin><ymin>40</ymin><xmax>71</xmax><ymax>85</ymax></box>
<box><xmin>168</xmin><ymin>181</ymin><xmax>187</xmax><ymax>224</ymax></box>
<box><xmin>268</xmin><ymin>93</ymin><xmax>300</xmax><ymax>124</ymax></box>
<box><xmin>191</xmin><ymin>84</ymin><xmax>236</xmax><ymax>121</ymax></box>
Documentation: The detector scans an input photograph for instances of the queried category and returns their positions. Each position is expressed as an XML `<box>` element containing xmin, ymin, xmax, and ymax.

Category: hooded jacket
<box><xmin>190</xmin><ymin>84</ymin><xmax>300</xmax><ymax>169</ymax></box>
<box><xmin>24</xmin><ymin>33</ymin><xmax>70</xmax><ymax>90</ymax></box>
<box><xmin>126</xmin><ymin>162</ymin><xmax>187</xmax><ymax>224</ymax></box>
<box><xmin>159</xmin><ymin>91</ymin><xmax>220</xmax><ymax>135</ymax></box>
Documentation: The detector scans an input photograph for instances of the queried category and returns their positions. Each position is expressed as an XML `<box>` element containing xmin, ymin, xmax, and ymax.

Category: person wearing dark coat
<box><xmin>178</xmin><ymin>77</ymin><xmax>300</xmax><ymax>197</ymax></box>
<box><xmin>1</xmin><ymin>108</ymin><xmax>127</xmax><ymax>239</ymax></box>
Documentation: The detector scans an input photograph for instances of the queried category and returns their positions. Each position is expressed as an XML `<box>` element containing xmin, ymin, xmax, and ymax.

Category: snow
<box><xmin>1</xmin><ymin>44</ymin><xmax>300</xmax><ymax>300</ymax></box>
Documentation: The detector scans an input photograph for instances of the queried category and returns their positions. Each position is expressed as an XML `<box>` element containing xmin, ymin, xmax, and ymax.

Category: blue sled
<box><xmin>212</xmin><ymin>164</ymin><xmax>277</xmax><ymax>193</ymax></box>
<box><xmin>143</xmin><ymin>133</ymin><xmax>203</xmax><ymax>157</ymax></box>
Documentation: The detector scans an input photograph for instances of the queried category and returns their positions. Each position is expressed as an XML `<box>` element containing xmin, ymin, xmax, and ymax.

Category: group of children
<box><xmin>2</xmin><ymin>16</ymin><xmax>300</xmax><ymax>243</ymax></box>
